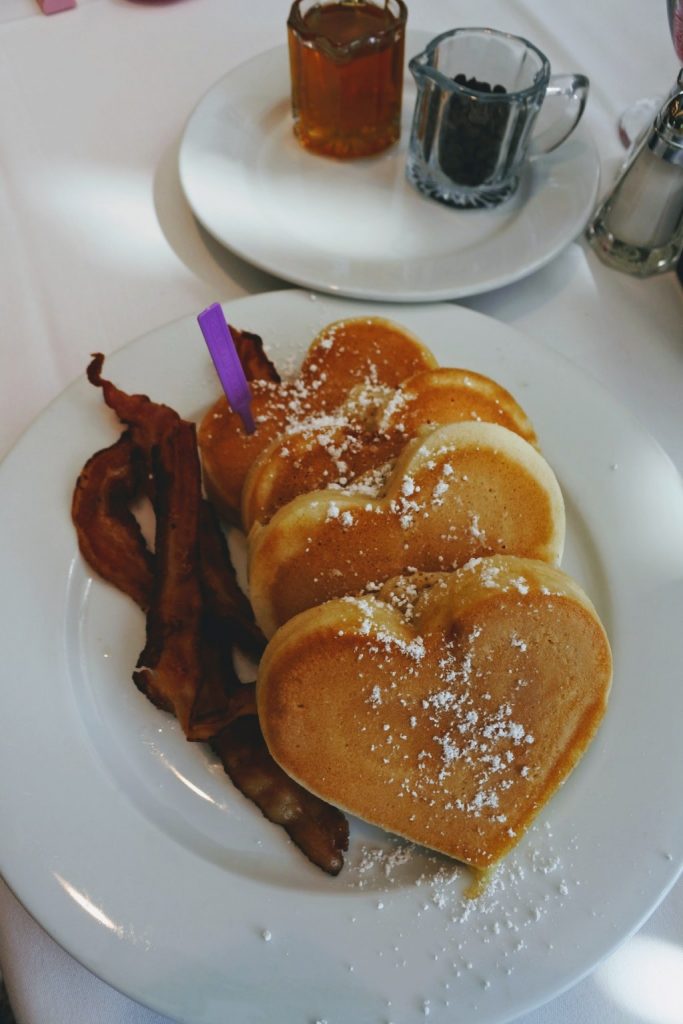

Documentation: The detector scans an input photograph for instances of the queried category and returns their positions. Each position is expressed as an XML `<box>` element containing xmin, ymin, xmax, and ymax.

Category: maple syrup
<box><xmin>287</xmin><ymin>0</ymin><xmax>407</xmax><ymax>159</ymax></box>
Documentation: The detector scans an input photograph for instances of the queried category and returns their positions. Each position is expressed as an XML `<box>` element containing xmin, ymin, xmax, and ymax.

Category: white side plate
<box><xmin>178</xmin><ymin>42</ymin><xmax>601</xmax><ymax>302</ymax></box>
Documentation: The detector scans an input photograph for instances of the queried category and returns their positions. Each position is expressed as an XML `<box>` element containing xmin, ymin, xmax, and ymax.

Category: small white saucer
<box><xmin>179</xmin><ymin>41</ymin><xmax>600</xmax><ymax>302</ymax></box>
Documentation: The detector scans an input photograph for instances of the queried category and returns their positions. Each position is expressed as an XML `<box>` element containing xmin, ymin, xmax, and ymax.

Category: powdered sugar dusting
<box><xmin>355</xmin><ymin>616</ymin><xmax>537</xmax><ymax>829</ymax></box>
<box><xmin>342</xmin><ymin>820</ymin><xmax>579</xmax><ymax>1006</ymax></box>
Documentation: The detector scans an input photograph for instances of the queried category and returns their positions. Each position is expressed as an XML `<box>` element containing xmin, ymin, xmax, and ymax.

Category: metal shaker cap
<box><xmin>648</xmin><ymin>90</ymin><xmax>683</xmax><ymax>166</ymax></box>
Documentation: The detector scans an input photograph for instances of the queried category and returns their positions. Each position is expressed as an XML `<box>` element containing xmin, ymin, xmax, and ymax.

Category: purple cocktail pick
<box><xmin>198</xmin><ymin>303</ymin><xmax>255</xmax><ymax>434</ymax></box>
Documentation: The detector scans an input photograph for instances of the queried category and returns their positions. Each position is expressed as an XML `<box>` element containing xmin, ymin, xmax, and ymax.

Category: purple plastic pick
<box><xmin>198</xmin><ymin>303</ymin><xmax>255</xmax><ymax>434</ymax></box>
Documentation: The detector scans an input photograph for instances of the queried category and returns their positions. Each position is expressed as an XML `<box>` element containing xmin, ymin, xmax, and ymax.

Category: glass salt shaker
<box><xmin>586</xmin><ymin>80</ymin><xmax>683</xmax><ymax>276</ymax></box>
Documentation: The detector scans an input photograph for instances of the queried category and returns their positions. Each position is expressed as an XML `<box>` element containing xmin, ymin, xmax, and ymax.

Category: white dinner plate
<box><xmin>178</xmin><ymin>40</ymin><xmax>601</xmax><ymax>303</ymax></box>
<box><xmin>1</xmin><ymin>291</ymin><xmax>682</xmax><ymax>1024</ymax></box>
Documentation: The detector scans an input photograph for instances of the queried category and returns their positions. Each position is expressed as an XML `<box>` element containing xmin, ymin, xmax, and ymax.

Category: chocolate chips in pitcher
<box><xmin>438</xmin><ymin>75</ymin><xmax>510</xmax><ymax>188</ymax></box>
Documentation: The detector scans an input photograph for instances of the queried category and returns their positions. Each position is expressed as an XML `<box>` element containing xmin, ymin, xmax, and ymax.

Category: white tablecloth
<box><xmin>0</xmin><ymin>2</ymin><xmax>681</xmax><ymax>1023</ymax></box>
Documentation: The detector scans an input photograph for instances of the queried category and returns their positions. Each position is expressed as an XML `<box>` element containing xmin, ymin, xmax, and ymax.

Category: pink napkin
<box><xmin>38</xmin><ymin>0</ymin><xmax>76</xmax><ymax>14</ymax></box>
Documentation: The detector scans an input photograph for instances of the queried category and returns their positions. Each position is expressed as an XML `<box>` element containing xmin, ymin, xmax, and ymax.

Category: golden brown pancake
<box><xmin>257</xmin><ymin>556</ymin><xmax>612</xmax><ymax>869</ymax></box>
<box><xmin>242</xmin><ymin>367</ymin><xmax>538</xmax><ymax>530</ymax></box>
<box><xmin>247</xmin><ymin>421</ymin><xmax>565</xmax><ymax>637</ymax></box>
<box><xmin>198</xmin><ymin>317</ymin><xmax>437</xmax><ymax>523</ymax></box>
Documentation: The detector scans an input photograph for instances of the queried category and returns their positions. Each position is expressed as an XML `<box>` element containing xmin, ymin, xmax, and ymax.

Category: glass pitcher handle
<box><xmin>531</xmin><ymin>74</ymin><xmax>590</xmax><ymax>156</ymax></box>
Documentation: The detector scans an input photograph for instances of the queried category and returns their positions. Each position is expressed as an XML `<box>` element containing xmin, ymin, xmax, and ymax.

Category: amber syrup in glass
<box><xmin>288</xmin><ymin>0</ymin><xmax>407</xmax><ymax>159</ymax></box>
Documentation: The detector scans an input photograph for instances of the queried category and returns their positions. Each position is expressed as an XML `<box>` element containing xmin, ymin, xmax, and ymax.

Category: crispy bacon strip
<box><xmin>230</xmin><ymin>327</ymin><xmax>281</xmax><ymax>384</ymax></box>
<box><xmin>71</xmin><ymin>431</ymin><xmax>154</xmax><ymax>609</ymax></box>
<box><xmin>85</xmin><ymin>354</ymin><xmax>263</xmax><ymax>650</ymax></box>
<box><xmin>74</xmin><ymin>348</ymin><xmax>349</xmax><ymax>872</ymax></box>
<box><xmin>189</xmin><ymin>632</ymin><xmax>257</xmax><ymax>739</ymax></box>
<box><xmin>130</xmin><ymin>425</ymin><xmax>257</xmax><ymax>739</ymax></box>
<box><xmin>87</xmin><ymin>353</ymin><xmax>182</xmax><ymax>457</ymax></box>
<box><xmin>132</xmin><ymin>422</ymin><xmax>204</xmax><ymax>733</ymax></box>
<box><xmin>199</xmin><ymin>501</ymin><xmax>267</xmax><ymax>659</ymax></box>
<box><xmin>189</xmin><ymin>501</ymin><xmax>266</xmax><ymax>734</ymax></box>
<box><xmin>211</xmin><ymin>716</ymin><xmax>349</xmax><ymax>876</ymax></box>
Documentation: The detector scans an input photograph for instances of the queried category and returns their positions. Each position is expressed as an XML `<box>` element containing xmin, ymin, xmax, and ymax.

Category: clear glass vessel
<box><xmin>287</xmin><ymin>0</ymin><xmax>407</xmax><ymax>159</ymax></box>
<box><xmin>406</xmin><ymin>28</ymin><xmax>588</xmax><ymax>209</ymax></box>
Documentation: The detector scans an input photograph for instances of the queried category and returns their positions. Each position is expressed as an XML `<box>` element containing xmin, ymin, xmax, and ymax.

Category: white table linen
<box><xmin>0</xmin><ymin>1</ymin><xmax>681</xmax><ymax>1022</ymax></box>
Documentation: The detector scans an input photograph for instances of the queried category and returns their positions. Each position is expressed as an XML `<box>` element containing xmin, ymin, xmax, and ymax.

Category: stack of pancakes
<box><xmin>198</xmin><ymin>317</ymin><xmax>612</xmax><ymax>871</ymax></box>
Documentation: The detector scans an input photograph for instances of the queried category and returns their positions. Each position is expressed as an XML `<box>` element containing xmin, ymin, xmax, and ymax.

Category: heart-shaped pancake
<box><xmin>248</xmin><ymin>421</ymin><xmax>565</xmax><ymax>637</ymax></box>
<box><xmin>198</xmin><ymin>317</ymin><xmax>437</xmax><ymax>523</ymax></box>
<box><xmin>257</xmin><ymin>556</ymin><xmax>612</xmax><ymax>869</ymax></box>
<box><xmin>242</xmin><ymin>367</ymin><xmax>538</xmax><ymax>530</ymax></box>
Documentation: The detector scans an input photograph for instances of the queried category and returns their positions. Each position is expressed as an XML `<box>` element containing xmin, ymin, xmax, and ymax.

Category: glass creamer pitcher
<box><xmin>406</xmin><ymin>28</ymin><xmax>589</xmax><ymax>208</ymax></box>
